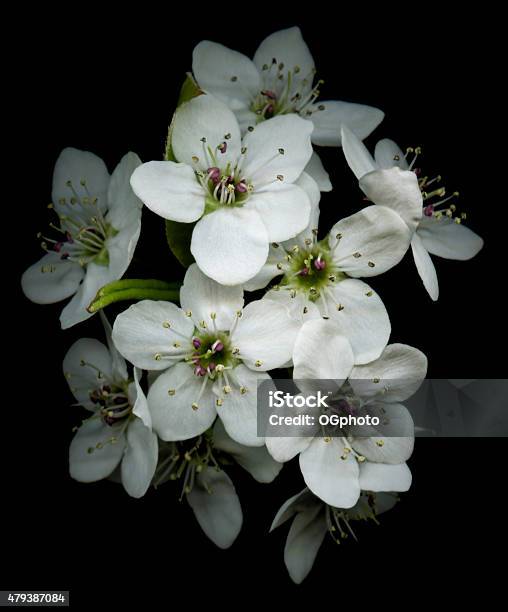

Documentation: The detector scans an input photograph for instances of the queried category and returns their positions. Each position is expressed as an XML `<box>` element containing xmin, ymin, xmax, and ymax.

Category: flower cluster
<box><xmin>22</xmin><ymin>27</ymin><xmax>483</xmax><ymax>583</ymax></box>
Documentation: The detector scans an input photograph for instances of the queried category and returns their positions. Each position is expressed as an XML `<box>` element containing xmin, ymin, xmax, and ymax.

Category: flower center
<box><xmin>399</xmin><ymin>147</ymin><xmax>466</xmax><ymax>225</ymax></box>
<box><xmin>89</xmin><ymin>383</ymin><xmax>132</xmax><ymax>426</ymax></box>
<box><xmin>38</xmin><ymin>179</ymin><xmax>116</xmax><ymax>268</ymax></box>
<box><xmin>272</xmin><ymin>236</ymin><xmax>346</xmax><ymax>304</ymax></box>
<box><xmin>191</xmin><ymin>135</ymin><xmax>286</xmax><ymax>211</ymax></box>
<box><xmin>249</xmin><ymin>57</ymin><xmax>326</xmax><ymax>121</ymax></box>
<box><xmin>153</xmin><ymin>432</ymin><xmax>230</xmax><ymax>497</ymax></box>
<box><xmin>189</xmin><ymin>330</ymin><xmax>238</xmax><ymax>376</ymax></box>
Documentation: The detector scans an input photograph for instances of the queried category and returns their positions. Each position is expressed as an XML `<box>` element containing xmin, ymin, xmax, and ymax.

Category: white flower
<box><xmin>156</xmin><ymin>419</ymin><xmax>282</xmax><ymax>549</ymax></box>
<box><xmin>21</xmin><ymin>148</ymin><xmax>143</xmax><ymax>328</ymax></box>
<box><xmin>192</xmin><ymin>26</ymin><xmax>384</xmax><ymax>191</ymax></box>
<box><xmin>130</xmin><ymin>94</ymin><xmax>314</xmax><ymax>285</ymax></box>
<box><xmin>271</xmin><ymin>488</ymin><xmax>398</xmax><ymax>583</ymax></box>
<box><xmin>267</xmin><ymin>341</ymin><xmax>427</xmax><ymax>509</ymax></box>
<box><xmin>247</xmin><ymin>178</ymin><xmax>413</xmax><ymax>364</ymax></box>
<box><xmin>342</xmin><ymin>129</ymin><xmax>483</xmax><ymax>300</ymax></box>
<box><xmin>112</xmin><ymin>264</ymin><xmax>300</xmax><ymax>446</ymax></box>
<box><xmin>65</xmin><ymin>315</ymin><xmax>157</xmax><ymax>498</ymax></box>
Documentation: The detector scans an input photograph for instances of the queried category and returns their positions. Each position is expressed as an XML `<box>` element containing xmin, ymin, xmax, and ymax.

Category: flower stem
<box><xmin>87</xmin><ymin>288</ymin><xmax>180</xmax><ymax>313</ymax></box>
<box><xmin>96</xmin><ymin>278</ymin><xmax>180</xmax><ymax>298</ymax></box>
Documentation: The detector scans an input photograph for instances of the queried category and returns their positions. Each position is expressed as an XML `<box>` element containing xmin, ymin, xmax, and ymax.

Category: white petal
<box><xmin>121</xmin><ymin>418</ymin><xmax>158</xmax><ymax>498</ymax></box>
<box><xmin>106</xmin><ymin>216</ymin><xmax>142</xmax><ymax>290</ymax></box>
<box><xmin>191</xmin><ymin>207</ymin><xmax>268</xmax><ymax>285</ymax></box>
<box><xmin>263</xmin><ymin>287</ymin><xmax>321</xmax><ymax>325</ymax></box>
<box><xmin>180</xmin><ymin>263</ymin><xmax>244</xmax><ymax>331</ymax></box>
<box><xmin>112</xmin><ymin>300</ymin><xmax>194</xmax><ymax>370</ymax></box>
<box><xmin>171</xmin><ymin>94</ymin><xmax>241</xmax><ymax>171</ymax></box>
<box><xmin>100</xmin><ymin>311</ymin><xmax>128</xmax><ymax>382</ymax></box>
<box><xmin>359</xmin><ymin>461</ymin><xmax>412</xmax><ymax>492</ymax></box>
<box><xmin>215</xmin><ymin>365</ymin><xmax>269</xmax><ymax>447</ymax></box>
<box><xmin>322</xmin><ymin>279</ymin><xmax>390</xmax><ymax>364</ymax></box>
<box><xmin>241</xmin><ymin>114</ymin><xmax>314</xmax><ymax>187</ymax></box>
<box><xmin>350</xmin><ymin>343</ymin><xmax>428</xmax><ymax>403</ymax></box>
<box><xmin>351</xmin><ymin>402</ymin><xmax>414</xmax><ymax>464</ymax></box>
<box><xmin>359</xmin><ymin>167</ymin><xmax>423</xmax><ymax>232</ymax></box>
<box><xmin>107</xmin><ymin>152</ymin><xmax>143</xmax><ymax>229</ymax></box>
<box><xmin>271</xmin><ymin>488</ymin><xmax>316</xmax><ymax>530</ymax></box>
<box><xmin>192</xmin><ymin>41</ymin><xmax>260</xmax><ymax>107</ymax></box>
<box><xmin>304</xmin><ymin>151</ymin><xmax>332</xmax><ymax>192</ymax></box>
<box><xmin>212</xmin><ymin>419</ymin><xmax>282</xmax><ymax>482</ymax></box>
<box><xmin>187</xmin><ymin>467</ymin><xmax>242</xmax><ymax>549</ymax></box>
<box><xmin>130</xmin><ymin>161</ymin><xmax>205</xmax><ymax>222</ymax></box>
<box><xmin>329</xmin><ymin>205</ymin><xmax>411</xmax><ymax>277</ymax></box>
<box><xmin>293</xmin><ymin>319</ymin><xmax>354</xmax><ymax>381</ymax></box>
<box><xmin>21</xmin><ymin>252</ymin><xmax>84</xmax><ymax>305</ymax></box>
<box><xmin>417</xmin><ymin>216</ymin><xmax>484</xmax><ymax>260</ymax></box>
<box><xmin>248</xmin><ymin>182</ymin><xmax>311</xmax><ymax>242</ymax></box>
<box><xmin>52</xmin><ymin>147</ymin><xmax>110</xmax><ymax>218</ymax></box>
<box><xmin>253</xmin><ymin>27</ymin><xmax>314</xmax><ymax>82</ymax></box>
<box><xmin>63</xmin><ymin>338</ymin><xmax>113</xmax><ymax>408</ymax></box>
<box><xmin>69</xmin><ymin>419</ymin><xmax>125</xmax><ymax>483</ymax></box>
<box><xmin>411</xmin><ymin>233</ymin><xmax>439</xmax><ymax>300</ymax></box>
<box><xmin>374</xmin><ymin>139</ymin><xmax>409</xmax><ymax>170</ymax></box>
<box><xmin>232</xmin><ymin>300</ymin><xmax>300</xmax><ymax>370</ymax></box>
<box><xmin>147</xmin><ymin>363</ymin><xmax>217</xmax><ymax>441</ymax></box>
<box><xmin>266</xmin><ymin>435</ymin><xmax>314</xmax><ymax>463</ymax></box>
<box><xmin>300</xmin><ymin>437</ymin><xmax>360</xmax><ymax>508</ymax></box>
<box><xmin>130</xmin><ymin>368</ymin><xmax>152</xmax><ymax>429</ymax></box>
<box><xmin>310</xmin><ymin>100</ymin><xmax>384</xmax><ymax>147</ymax></box>
<box><xmin>59</xmin><ymin>263</ymin><xmax>114</xmax><ymax>329</ymax></box>
<box><xmin>284</xmin><ymin>504</ymin><xmax>327</xmax><ymax>584</ymax></box>
<box><xmin>341</xmin><ymin>125</ymin><xmax>377</xmax><ymax>180</ymax></box>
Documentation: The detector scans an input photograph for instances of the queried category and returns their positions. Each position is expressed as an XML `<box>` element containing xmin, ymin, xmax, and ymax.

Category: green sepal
<box><xmin>88</xmin><ymin>287</ymin><xmax>180</xmax><ymax>314</ymax></box>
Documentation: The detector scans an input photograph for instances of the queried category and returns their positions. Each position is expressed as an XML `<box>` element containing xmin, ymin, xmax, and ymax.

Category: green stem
<box><xmin>88</xmin><ymin>288</ymin><xmax>180</xmax><ymax>313</ymax></box>
<box><xmin>97</xmin><ymin>279</ymin><xmax>180</xmax><ymax>298</ymax></box>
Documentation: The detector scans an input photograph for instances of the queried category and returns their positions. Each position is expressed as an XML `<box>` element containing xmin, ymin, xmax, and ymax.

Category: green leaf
<box><xmin>163</xmin><ymin>73</ymin><xmax>204</xmax><ymax>266</ymax></box>
<box><xmin>165</xmin><ymin>219</ymin><xmax>196</xmax><ymax>268</ymax></box>
<box><xmin>88</xmin><ymin>287</ymin><xmax>180</xmax><ymax>314</ymax></box>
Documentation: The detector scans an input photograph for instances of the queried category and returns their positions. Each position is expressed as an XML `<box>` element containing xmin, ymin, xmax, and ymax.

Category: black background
<box><xmin>5</xmin><ymin>7</ymin><xmax>506</xmax><ymax>606</ymax></box>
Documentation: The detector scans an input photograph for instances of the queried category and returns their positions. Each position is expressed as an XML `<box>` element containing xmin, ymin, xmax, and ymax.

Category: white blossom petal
<box><xmin>310</xmin><ymin>100</ymin><xmax>384</xmax><ymax>147</ymax></box>
<box><xmin>121</xmin><ymin>417</ymin><xmax>158</xmax><ymax>498</ymax></box>
<box><xmin>107</xmin><ymin>152</ymin><xmax>143</xmax><ymax>229</ymax></box>
<box><xmin>232</xmin><ymin>300</ymin><xmax>300</xmax><ymax>370</ymax></box>
<box><xmin>190</xmin><ymin>207</ymin><xmax>269</xmax><ymax>286</ymax></box>
<box><xmin>359</xmin><ymin>461</ymin><xmax>412</xmax><ymax>492</ymax></box>
<box><xmin>417</xmin><ymin>216</ymin><xmax>484</xmax><ymax>260</ymax></box>
<box><xmin>180</xmin><ymin>263</ymin><xmax>244</xmax><ymax>331</ymax></box>
<box><xmin>359</xmin><ymin>167</ymin><xmax>423</xmax><ymax>233</ymax></box>
<box><xmin>322</xmin><ymin>279</ymin><xmax>390</xmax><ymax>364</ymax></box>
<box><xmin>293</xmin><ymin>319</ymin><xmax>354</xmax><ymax>382</ymax></box>
<box><xmin>241</xmin><ymin>114</ymin><xmax>313</xmax><ymax>187</ymax></box>
<box><xmin>147</xmin><ymin>363</ymin><xmax>217</xmax><ymax>441</ymax></box>
<box><xmin>172</xmin><ymin>94</ymin><xmax>242</xmax><ymax>171</ymax></box>
<box><xmin>112</xmin><ymin>300</ymin><xmax>194</xmax><ymax>370</ymax></box>
<box><xmin>63</xmin><ymin>338</ymin><xmax>113</xmax><ymax>409</ymax></box>
<box><xmin>21</xmin><ymin>253</ymin><xmax>84</xmax><ymax>305</ymax></box>
<box><xmin>130</xmin><ymin>368</ymin><xmax>152</xmax><ymax>429</ymax></box>
<box><xmin>374</xmin><ymin>139</ymin><xmax>409</xmax><ymax>170</ymax></box>
<box><xmin>130</xmin><ymin>161</ymin><xmax>205</xmax><ymax>222</ymax></box>
<box><xmin>304</xmin><ymin>151</ymin><xmax>332</xmax><ymax>192</ymax></box>
<box><xmin>187</xmin><ymin>467</ymin><xmax>242</xmax><ymax>549</ymax></box>
<box><xmin>52</xmin><ymin>147</ymin><xmax>110</xmax><ymax>218</ymax></box>
<box><xmin>411</xmin><ymin>233</ymin><xmax>439</xmax><ymax>300</ymax></box>
<box><xmin>284</xmin><ymin>504</ymin><xmax>327</xmax><ymax>584</ymax></box>
<box><xmin>300</xmin><ymin>437</ymin><xmax>360</xmax><ymax>508</ymax></box>
<box><xmin>192</xmin><ymin>41</ymin><xmax>261</xmax><ymax>107</ymax></box>
<box><xmin>341</xmin><ymin>125</ymin><xmax>377</xmax><ymax>180</ymax></box>
<box><xmin>248</xmin><ymin>181</ymin><xmax>311</xmax><ymax>242</ymax></box>
<box><xmin>350</xmin><ymin>343</ymin><xmax>428</xmax><ymax>403</ymax></box>
<box><xmin>329</xmin><ymin>205</ymin><xmax>411</xmax><ymax>277</ymax></box>
<box><xmin>69</xmin><ymin>419</ymin><xmax>125</xmax><ymax>483</ymax></box>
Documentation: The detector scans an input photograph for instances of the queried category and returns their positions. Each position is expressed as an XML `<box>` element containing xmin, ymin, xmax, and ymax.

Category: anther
<box><xmin>254</xmin><ymin>360</ymin><xmax>263</xmax><ymax>367</ymax></box>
